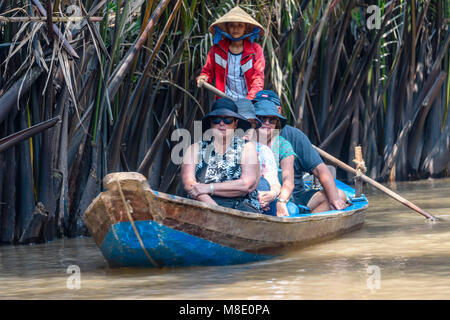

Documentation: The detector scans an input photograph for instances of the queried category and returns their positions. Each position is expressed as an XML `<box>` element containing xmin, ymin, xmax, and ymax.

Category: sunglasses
<box><xmin>257</xmin><ymin>116</ymin><xmax>278</xmax><ymax>125</ymax></box>
<box><xmin>211</xmin><ymin>116</ymin><xmax>236</xmax><ymax>125</ymax></box>
<box><xmin>249</xmin><ymin>119</ymin><xmax>259</xmax><ymax>128</ymax></box>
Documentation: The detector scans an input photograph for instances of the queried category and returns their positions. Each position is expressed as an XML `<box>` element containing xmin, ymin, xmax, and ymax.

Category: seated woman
<box><xmin>181</xmin><ymin>98</ymin><xmax>261</xmax><ymax>213</ymax></box>
<box><xmin>235</xmin><ymin>98</ymin><xmax>281</xmax><ymax>215</ymax></box>
<box><xmin>254</xmin><ymin>100</ymin><xmax>298</xmax><ymax>217</ymax></box>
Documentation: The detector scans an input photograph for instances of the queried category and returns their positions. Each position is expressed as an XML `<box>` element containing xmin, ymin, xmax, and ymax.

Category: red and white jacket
<box><xmin>199</xmin><ymin>38</ymin><xmax>265</xmax><ymax>100</ymax></box>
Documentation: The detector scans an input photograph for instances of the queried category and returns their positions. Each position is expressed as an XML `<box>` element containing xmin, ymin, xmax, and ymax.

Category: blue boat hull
<box><xmin>101</xmin><ymin>220</ymin><xmax>276</xmax><ymax>267</ymax></box>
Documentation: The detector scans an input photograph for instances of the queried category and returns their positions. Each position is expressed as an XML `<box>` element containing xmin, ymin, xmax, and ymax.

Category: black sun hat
<box><xmin>201</xmin><ymin>98</ymin><xmax>252</xmax><ymax>132</ymax></box>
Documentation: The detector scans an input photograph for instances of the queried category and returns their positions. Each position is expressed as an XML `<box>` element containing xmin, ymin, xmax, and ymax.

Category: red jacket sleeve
<box><xmin>200</xmin><ymin>47</ymin><xmax>216</xmax><ymax>84</ymax></box>
<box><xmin>246</xmin><ymin>43</ymin><xmax>265</xmax><ymax>100</ymax></box>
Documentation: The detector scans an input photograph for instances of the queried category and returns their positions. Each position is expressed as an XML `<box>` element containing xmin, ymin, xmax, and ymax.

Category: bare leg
<box><xmin>307</xmin><ymin>189</ymin><xmax>347</xmax><ymax>213</ymax></box>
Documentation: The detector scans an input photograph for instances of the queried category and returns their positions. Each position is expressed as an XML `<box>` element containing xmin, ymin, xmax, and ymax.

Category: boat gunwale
<box><xmin>84</xmin><ymin>171</ymin><xmax>368</xmax><ymax>232</ymax></box>
<box><xmin>147</xmin><ymin>188</ymin><xmax>368</xmax><ymax>224</ymax></box>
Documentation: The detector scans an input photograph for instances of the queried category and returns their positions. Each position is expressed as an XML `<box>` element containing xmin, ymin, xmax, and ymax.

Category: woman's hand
<box><xmin>276</xmin><ymin>202</ymin><xmax>289</xmax><ymax>217</ymax></box>
<box><xmin>196</xmin><ymin>75</ymin><xmax>209</xmax><ymax>87</ymax></box>
<box><xmin>258</xmin><ymin>191</ymin><xmax>276</xmax><ymax>211</ymax></box>
<box><xmin>187</xmin><ymin>183</ymin><xmax>211</xmax><ymax>199</ymax></box>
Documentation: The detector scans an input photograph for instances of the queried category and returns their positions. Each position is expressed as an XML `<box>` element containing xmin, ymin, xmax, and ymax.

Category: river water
<box><xmin>1</xmin><ymin>178</ymin><xmax>449</xmax><ymax>300</ymax></box>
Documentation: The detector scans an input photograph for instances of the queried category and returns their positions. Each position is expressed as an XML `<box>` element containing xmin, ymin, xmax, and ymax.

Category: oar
<box><xmin>198</xmin><ymin>80</ymin><xmax>233</xmax><ymax>99</ymax></box>
<box><xmin>312</xmin><ymin>145</ymin><xmax>437</xmax><ymax>221</ymax></box>
<box><xmin>198</xmin><ymin>81</ymin><xmax>438</xmax><ymax>221</ymax></box>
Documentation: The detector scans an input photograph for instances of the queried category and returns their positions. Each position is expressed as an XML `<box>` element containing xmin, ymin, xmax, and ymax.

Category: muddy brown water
<box><xmin>1</xmin><ymin>178</ymin><xmax>449</xmax><ymax>299</ymax></box>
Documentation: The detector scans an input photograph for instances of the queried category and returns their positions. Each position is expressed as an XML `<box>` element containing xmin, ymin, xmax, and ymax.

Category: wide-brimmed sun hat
<box><xmin>235</xmin><ymin>98</ymin><xmax>262</xmax><ymax>129</ymax></box>
<box><xmin>209</xmin><ymin>6</ymin><xmax>265</xmax><ymax>43</ymax></box>
<box><xmin>254</xmin><ymin>100</ymin><xmax>287</xmax><ymax>128</ymax></box>
<box><xmin>252</xmin><ymin>90</ymin><xmax>281</xmax><ymax>106</ymax></box>
<box><xmin>202</xmin><ymin>98</ymin><xmax>252</xmax><ymax>132</ymax></box>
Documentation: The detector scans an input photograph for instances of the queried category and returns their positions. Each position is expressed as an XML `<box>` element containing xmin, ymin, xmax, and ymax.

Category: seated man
<box><xmin>253</xmin><ymin>90</ymin><xmax>348</xmax><ymax>213</ymax></box>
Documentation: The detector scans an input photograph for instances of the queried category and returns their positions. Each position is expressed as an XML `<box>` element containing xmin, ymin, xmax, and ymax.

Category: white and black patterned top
<box><xmin>225</xmin><ymin>52</ymin><xmax>248</xmax><ymax>100</ymax></box>
<box><xmin>195</xmin><ymin>136</ymin><xmax>260</xmax><ymax>212</ymax></box>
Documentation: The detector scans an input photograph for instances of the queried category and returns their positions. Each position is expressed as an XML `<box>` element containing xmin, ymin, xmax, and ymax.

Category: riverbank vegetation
<box><xmin>0</xmin><ymin>0</ymin><xmax>449</xmax><ymax>244</ymax></box>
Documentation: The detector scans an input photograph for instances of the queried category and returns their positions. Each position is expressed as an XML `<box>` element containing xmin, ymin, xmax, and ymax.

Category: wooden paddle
<box><xmin>198</xmin><ymin>80</ymin><xmax>437</xmax><ymax>221</ymax></box>
<box><xmin>312</xmin><ymin>146</ymin><xmax>437</xmax><ymax>221</ymax></box>
<box><xmin>198</xmin><ymin>80</ymin><xmax>231</xmax><ymax>99</ymax></box>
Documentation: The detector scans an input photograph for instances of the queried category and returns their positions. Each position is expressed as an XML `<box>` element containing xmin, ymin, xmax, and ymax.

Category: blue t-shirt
<box><xmin>280</xmin><ymin>125</ymin><xmax>323</xmax><ymax>190</ymax></box>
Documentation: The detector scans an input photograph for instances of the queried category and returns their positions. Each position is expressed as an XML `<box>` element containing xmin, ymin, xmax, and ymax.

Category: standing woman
<box><xmin>196</xmin><ymin>6</ymin><xmax>265</xmax><ymax>100</ymax></box>
<box><xmin>254</xmin><ymin>100</ymin><xmax>298</xmax><ymax>217</ymax></box>
<box><xmin>181</xmin><ymin>98</ymin><xmax>261</xmax><ymax>213</ymax></box>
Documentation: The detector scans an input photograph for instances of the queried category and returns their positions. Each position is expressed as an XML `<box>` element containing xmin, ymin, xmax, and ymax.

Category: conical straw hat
<box><xmin>209</xmin><ymin>6</ymin><xmax>265</xmax><ymax>37</ymax></box>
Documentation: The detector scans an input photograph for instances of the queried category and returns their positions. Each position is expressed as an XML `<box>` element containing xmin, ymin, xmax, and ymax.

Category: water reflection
<box><xmin>1</xmin><ymin>178</ymin><xmax>449</xmax><ymax>299</ymax></box>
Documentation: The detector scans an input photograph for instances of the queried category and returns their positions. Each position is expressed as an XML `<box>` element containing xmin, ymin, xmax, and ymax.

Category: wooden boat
<box><xmin>83</xmin><ymin>172</ymin><xmax>368</xmax><ymax>268</ymax></box>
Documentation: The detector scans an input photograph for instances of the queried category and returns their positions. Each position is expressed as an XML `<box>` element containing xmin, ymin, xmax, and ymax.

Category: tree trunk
<box><xmin>19</xmin><ymin>202</ymin><xmax>48</xmax><ymax>244</ymax></box>
<box><xmin>1</xmin><ymin>112</ymin><xmax>18</xmax><ymax>243</ymax></box>
<box><xmin>17</xmin><ymin>106</ymin><xmax>35</xmax><ymax>238</ymax></box>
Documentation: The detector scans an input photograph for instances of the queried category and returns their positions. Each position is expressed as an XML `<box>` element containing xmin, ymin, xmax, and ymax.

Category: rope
<box><xmin>353</xmin><ymin>160</ymin><xmax>367</xmax><ymax>175</ymax></box>
<box><xmin>116</xmin><ymin>179</ymin><xmax>160</xmax><ymax>268</ymax></box>
<box><xmin>353</xmin><ymin>146</ymin><xmax>367</xmax><ymax>174</ymax></box>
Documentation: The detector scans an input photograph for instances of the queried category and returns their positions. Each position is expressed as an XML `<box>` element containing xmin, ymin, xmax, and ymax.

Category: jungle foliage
<box><xmin>0</xmin><ymin>0</ymin><xmax>449</xmax><ymax>243</ymax></box>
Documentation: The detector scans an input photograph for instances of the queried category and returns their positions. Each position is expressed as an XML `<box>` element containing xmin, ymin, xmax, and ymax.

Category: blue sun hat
<box><xmin>235</xmin><ymin>98</ymin><xmax>262</xmax><ymax>129</ymax></box>
<box><xmin>253</xmin><ymin>100</ymin><xmax>287</xmax><ymax>128</ymax></box>
<box><xmin>252</xmin><ymin>90</ymin><xmax>281</xmax><ymax>106</ymax></box>
<box><xmin>201</xmin><ymin>98</ymin><xmax>252</xmax><ymax>132</ymax></box>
